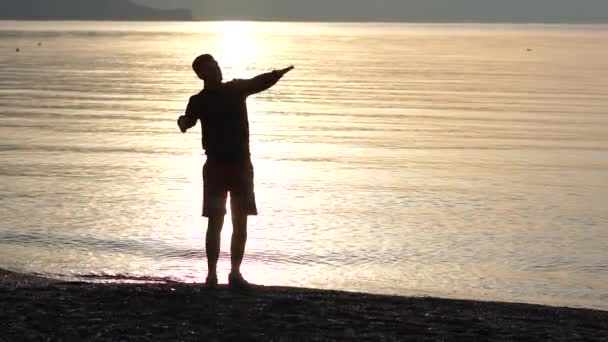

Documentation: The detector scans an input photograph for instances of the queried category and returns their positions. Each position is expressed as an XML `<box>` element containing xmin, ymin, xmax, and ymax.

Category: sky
<box><xmin>134</xmin><ymin>0</ymin><xmax>608</xmax><ymax>22</ymax></box>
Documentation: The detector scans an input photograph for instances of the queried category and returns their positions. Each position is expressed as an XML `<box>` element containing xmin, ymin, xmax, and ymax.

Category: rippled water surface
<box><xmin>1</xmin><ymin>21</ymin><xmax>607</xmax><ymax>310</ymax></box>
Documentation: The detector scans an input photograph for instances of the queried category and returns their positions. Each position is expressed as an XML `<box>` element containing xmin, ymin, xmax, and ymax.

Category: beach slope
<box><xmin>1</xmin><ymin>269</ymin><xmax>606</xmax><ymax>341</ymax></box>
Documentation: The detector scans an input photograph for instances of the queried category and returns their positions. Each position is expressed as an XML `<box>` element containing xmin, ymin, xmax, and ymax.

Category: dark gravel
<box><xmin>1</xmin><ymin>269</ymin><xmax>607</xmax><ymax>341</ymax></box>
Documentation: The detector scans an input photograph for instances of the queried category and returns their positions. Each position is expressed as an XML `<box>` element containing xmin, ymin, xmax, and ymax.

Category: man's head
<box><xmin>192</xmin><ymin>54</ymin><xmax>222</xmax><ymax>85</ymax></box>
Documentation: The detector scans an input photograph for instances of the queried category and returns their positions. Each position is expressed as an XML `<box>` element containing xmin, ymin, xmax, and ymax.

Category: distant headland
<box><xmin>0</xmin><ymin>0</ymin><xmax>192</xmax><ymax>21</ymax></box>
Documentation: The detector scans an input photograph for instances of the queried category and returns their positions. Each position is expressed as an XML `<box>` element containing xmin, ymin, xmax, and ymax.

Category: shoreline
<box><xmin>2</xmin><ymin>269</ymin><xmax>607</xmax><ymax>341</ymax></box>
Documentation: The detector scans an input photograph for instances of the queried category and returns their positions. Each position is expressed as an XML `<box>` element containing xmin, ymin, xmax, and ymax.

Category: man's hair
<box><xmin>192</xmin><ymin>54</ymin><xmax>214</xmax><ymax>76</ymax></box>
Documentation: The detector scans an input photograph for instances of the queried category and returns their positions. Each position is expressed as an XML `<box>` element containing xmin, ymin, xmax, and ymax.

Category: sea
<box><xmin>1</xmin><ymin>21</ymin><xmax>607</xmax><ymax>310</ymax></box>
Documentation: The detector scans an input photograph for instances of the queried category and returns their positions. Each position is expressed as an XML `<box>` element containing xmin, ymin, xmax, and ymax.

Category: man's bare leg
<box><xmin>230</xmin><ymin>212</ymin><xmax>247</xmax><ymax>275</ymax></box>
<box><xmin>228</xmin><ymin>210</ymin><xmax>252</xmax><ymax>289</ymax></box>
<box><xmin>205</xmin><ymin>214</ymin><xmax>224</xmax><ymax>285</ymax></box>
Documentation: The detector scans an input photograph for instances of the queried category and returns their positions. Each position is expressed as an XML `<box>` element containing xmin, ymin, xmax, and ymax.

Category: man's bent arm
<box><xmin>178</xmin><ymin>115</ymin><xmax>196</xmax><ymax>133</ymax></box>
<box><xmin>241</xmin><ymin>66</ymin><xmax>294</xmax><ymax>96</ymax></box>
<box><xmin>178</xmin><ymin>96</ymin><xmax>199</xmax><ymax>133</ymax></box>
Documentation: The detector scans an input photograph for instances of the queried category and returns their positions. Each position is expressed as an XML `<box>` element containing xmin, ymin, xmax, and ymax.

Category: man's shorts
<box><xmin>202</xmin><ymin>157</ymin><xmax>258</xmax><ymax>217</ymax></box>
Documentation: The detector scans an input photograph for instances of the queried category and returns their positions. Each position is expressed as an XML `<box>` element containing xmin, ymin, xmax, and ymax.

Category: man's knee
<box><xmin>231</xmin><ymin>209</ymin><xmax>247</xmax><ymax>222</ymax></box>
<box><xmin>207</xmin><ymin>215</ymin><xmax>224</xmax><ymax>234</ymax></box>
<box><xmin>231</xmin><ymin>213</ymin><xmax>247</xmax><ymax>234</ymax></box>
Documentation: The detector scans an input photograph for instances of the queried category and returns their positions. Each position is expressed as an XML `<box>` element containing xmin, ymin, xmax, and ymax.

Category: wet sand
<box><xmin>1</xmin><ymin>269</ymin><xmax>607</xmax><ymax>341</ymax></box>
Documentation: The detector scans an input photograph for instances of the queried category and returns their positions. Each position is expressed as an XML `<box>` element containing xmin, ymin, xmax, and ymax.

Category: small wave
<box><xmin>0</xmin><ymin>231</ymin><xmax>379</xmax><ymax>270</ymax></box>
<box><xmin>0</xmin><ymin>30</ymin><xmax>183</xmax><ymax>40</ymax></box>
<box><xmin>0</xmin><ymin>143</ymin><xmax>179</xmax><ymax>155</ymax></box>
<box><xmin>76</xmin><ymin>272</ymin><xmax>180</xmax><ymax>284</ymax></box>
<box><xmin>0</xmin><ymin>231</ymin><xmax>189</xmax><ymax>257</ymax></box>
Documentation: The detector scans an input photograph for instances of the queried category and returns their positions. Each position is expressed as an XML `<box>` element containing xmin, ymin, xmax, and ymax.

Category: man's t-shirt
<box><xmin>182</xmin><ymin>72</ymin><xmax>282</xmax><ymax>161</ymax></box>
<box><xmin>186</xmin><ymin>80</ymin><xmax>251</xmax><ymax>160</ymax></box>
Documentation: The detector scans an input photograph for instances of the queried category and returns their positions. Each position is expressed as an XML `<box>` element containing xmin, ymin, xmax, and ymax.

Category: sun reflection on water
<box><xmin>210</xmin><ymin>21</ymin><xmax>262</xmax><ymax>78</ymax></box>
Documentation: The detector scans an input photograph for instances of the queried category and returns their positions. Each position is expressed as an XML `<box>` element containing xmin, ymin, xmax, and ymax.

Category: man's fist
<box><xmin>177</xmin><ymin>115</ymin><xmax>189</xmax><ymax>133</ymax></box>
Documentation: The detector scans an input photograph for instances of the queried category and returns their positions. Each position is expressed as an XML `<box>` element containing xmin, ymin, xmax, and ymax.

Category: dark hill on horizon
<box><xmin>2</xmin><ymin>0</ymin><xmax>607</xmax><ymax>23</ymax></box>
<box><xmin>136</xmin><ymin>0</ymin><xmax>608</xmax><ymax>23</ymax></box>
<box><xmin>0</xmin><ymin>0</ymin><xmax>192</xmax><ymax>21</ymax></box>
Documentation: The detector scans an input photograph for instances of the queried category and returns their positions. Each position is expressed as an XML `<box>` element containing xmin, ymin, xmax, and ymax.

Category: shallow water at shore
<box><xmin>1</xmin><ymin>21</ymin><xmax>608</xmax><ymax>310</ymax></box>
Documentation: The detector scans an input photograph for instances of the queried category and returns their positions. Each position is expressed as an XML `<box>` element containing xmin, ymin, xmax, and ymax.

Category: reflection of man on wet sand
<box><xmin>178</xmin><ymin>54</ymin><xmax>294</xmax><ymax>289</ymax></box>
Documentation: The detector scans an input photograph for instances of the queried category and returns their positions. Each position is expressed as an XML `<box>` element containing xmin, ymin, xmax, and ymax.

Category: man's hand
<box><xmin>243</xmin><ymin>66</ymin><xmax>295</xmax><ymax>96</ymax></box>
<box><xmin>178</xmin><ymin>115</ymin><xmax>193</xmax><ymax>133</ymax></box>
<box><xmin>276</xmin><ymin>65</ymin><xmax>294</xmax><ymax>77</ymax></box>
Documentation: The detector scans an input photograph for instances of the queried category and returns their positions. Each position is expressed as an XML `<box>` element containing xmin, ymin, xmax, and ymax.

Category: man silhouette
<box><xmin>178</xmin><ymin>54</ymin><xmax>293</xmax><ymax>289</ymax></box>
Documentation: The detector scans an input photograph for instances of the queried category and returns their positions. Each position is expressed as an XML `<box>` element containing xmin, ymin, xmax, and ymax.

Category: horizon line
<box><xmin>2</xmin><ymin>19</ymin><xmax>608</xmax><ymax>25</ymax></box>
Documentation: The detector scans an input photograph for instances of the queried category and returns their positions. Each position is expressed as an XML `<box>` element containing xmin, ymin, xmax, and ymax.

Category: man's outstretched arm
<box><xmin>240</xmin><ymin>66</ymin><xmax>294</xmax><ymax>96</ymax></box>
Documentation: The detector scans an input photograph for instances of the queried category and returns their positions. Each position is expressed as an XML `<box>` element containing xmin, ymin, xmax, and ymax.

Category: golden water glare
<box><xmin>211</xmin><ymin>21</ymin><xmax>263</xmax><ymax>78</ymax></box>
<box><xmin>1</xmin><ymin>21</ymin><xmax>607</xmax><ymax>309</ymax></box>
